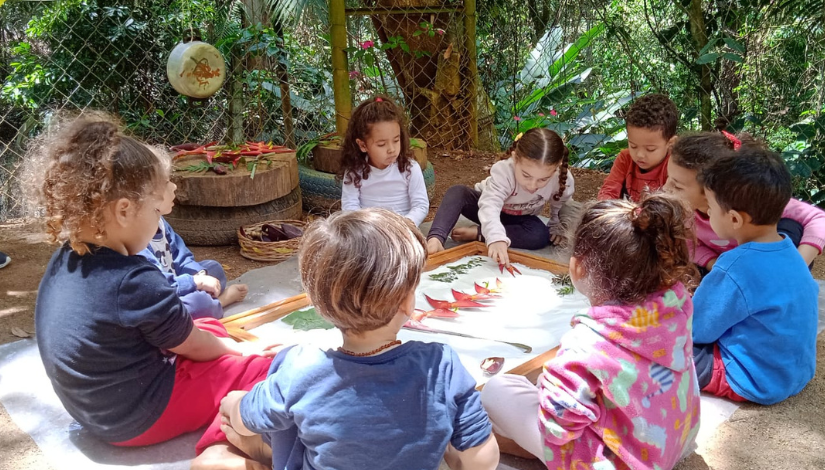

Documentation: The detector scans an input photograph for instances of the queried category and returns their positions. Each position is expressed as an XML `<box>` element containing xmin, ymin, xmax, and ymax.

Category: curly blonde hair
<box><xmin>32</xmin><ymin>112</ymin><xmax>168</xmax><ymax>254</ymax></box>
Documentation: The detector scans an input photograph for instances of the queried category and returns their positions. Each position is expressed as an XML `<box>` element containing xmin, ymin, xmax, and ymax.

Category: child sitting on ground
<box><xmin>665</xmin><ymin>132</ymin><xmax>825</xmax><ymax>274</ymax></box>
<box><xmin>691</xmin><ymin>148</ymin><xmax>819</xmax><ymax>404</ymax></box>
<box><xmin>139</xmin><ymin>172</ymin><xmax>247</xmax><ymax>319</ymax></box>
<box><xmin>426</xmin><ymin>128</ymin><xmax>574</xmax><ymax>267</ymax></box>
<box><xmin>340</xmin><ymin>96</ymin><xmax>430</xmax><ymax>227</ymax></box>
<box><xmin>32</xmin><ymin>114</ymin><xmax>274</xmax><ymax>458</ymax></box>
<box><xmin>212</xmin><ymin>209</ymin><xmax>499</xmax><ymax>470</ymax></box>
<box><xmin>482</xmin><ymin>194</ymin><xmax>701</xmax><ymax>469</ymax></box>
<box><xmin>598</xmin><ymin>94</ymin><xmax>678</xmax><ymax>201</ymax></box>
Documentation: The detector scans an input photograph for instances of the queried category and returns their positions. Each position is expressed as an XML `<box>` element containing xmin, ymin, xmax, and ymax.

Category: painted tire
<box><xmin>298</xmin><ymin>162</ymin><xmax>435</xmax><ymax>213</ymax></box>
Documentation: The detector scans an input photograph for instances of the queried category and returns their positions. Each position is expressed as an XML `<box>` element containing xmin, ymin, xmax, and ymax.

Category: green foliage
<box><xmin>282</xmin><ymin>307</ymin><xmax>335</xmax><ymax>331</ymax></box>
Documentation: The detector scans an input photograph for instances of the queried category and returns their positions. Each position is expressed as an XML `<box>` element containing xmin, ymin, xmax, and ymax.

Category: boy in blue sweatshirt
<box><xmin>692</xmin><ymin>146</ymin><xmax>819</xmax><ymax>405</ymax></box>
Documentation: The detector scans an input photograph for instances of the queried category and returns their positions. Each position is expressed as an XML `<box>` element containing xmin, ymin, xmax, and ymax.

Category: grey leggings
<box><xmin>427</xmin><ymin>185</ymin><xmax>551</xmax><ymax>250</ymax></box>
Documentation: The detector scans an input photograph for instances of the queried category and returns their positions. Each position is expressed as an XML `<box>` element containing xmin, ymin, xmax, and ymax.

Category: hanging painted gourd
<box><xmin>166</xmin><ymin>41</ymin><xmax>226</xmax><ymax>98</ymax></box>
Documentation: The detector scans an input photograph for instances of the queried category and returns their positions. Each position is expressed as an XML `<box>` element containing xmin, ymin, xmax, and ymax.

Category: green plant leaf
<box><xmin>723</xmin><ymin>37</ymin><xmax>746</xmax><ymax>54</ymax></box>
<box><xmin>696</xmin><ymin>52</ymin><xmax>722</xmax><ymax>64</ymax></box>
<box><xmin>698</xmin><ymin>38</ymin><xmax>720</xmax><ymax>57</ymax></box>
<box><xmin>282</xmin><ymin>307</ymin><xmax>334</xmax><ymax>331</ymax></box>
<box><xmin>721</xmin><ymin>52</ymin><xmax>744</xmax><ymax>63</ymax></box>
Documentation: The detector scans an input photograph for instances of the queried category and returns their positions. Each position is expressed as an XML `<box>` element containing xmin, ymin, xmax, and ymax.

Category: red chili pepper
<box><xmin>424</xmin><ymin>294</ymin><xmax>488</xmax><ymax>310</ymax></box>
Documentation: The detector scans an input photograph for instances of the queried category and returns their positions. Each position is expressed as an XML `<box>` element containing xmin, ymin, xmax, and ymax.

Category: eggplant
<box><xmin>280</xmin><ymin>223</ymin><xmax>304</xmax><ymax>239</ymax></box>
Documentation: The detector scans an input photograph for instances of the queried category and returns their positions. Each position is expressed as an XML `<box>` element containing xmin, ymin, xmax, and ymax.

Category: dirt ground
<box><xmin>1</xmin><ymin>152</ymin><xmax>824</xmax><ymax>469</ymax></box>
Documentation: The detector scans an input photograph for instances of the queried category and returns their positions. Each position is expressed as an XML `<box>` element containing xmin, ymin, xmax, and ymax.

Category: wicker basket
<box><xmin>238</xmin><ymin>219</ymin><xmax>307</xmax><ymax>262</ymax></box>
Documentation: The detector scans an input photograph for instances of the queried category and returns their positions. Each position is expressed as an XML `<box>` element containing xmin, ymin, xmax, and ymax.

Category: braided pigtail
<box><xmin>553</xmin><ymin>146</ymin><xmax>570</xmax><ymax>201</ymax></box>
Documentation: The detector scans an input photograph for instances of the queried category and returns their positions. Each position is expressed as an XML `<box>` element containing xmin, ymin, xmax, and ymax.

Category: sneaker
<box><xmin>0</xmin><ymin>251</ymin><xmax>10</xmax><ymax>269</ymax></box>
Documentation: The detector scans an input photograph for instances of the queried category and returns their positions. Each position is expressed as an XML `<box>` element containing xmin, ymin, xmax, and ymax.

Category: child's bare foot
<box><xmin>426</xmin><ymin>237</ymin><xmax>445</xmax><ymax>254</ymax></box>
<box><xmin>221</xmin><ymin>424</ymin><xmax>272</xmax><ymax>464</ymax></box>
<box><xmin>190</xmin><ymin>442</ymin><xmax>269</xmax><ymax>470</ymax></box>
<box><xmin>219</xmin><ymin>284</ymin><xmax>248</xmax><ymax>307</ymax></box>
<box><xmin>451</xmin><ymin>226</ymin><xmax>479</xmax><ymax>242</ymax></box>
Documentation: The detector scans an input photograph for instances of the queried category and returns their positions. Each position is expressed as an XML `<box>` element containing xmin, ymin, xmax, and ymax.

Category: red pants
<box><xmin>111</xmin><ymin>318</ymin><xmax>272</xmax><ymax>453</ymax></box>
<box><xmin>702</xmin><ymin>344</ymin><xmax>748</xmax><ymax>402</ymax></box>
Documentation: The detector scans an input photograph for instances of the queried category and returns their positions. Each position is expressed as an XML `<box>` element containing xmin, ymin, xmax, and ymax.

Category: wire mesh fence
<box><xmin>0</xmin><ymin>0</ymin><xmax>337</xmax><ymax>221</ymax></box>
<box><xmin>2</xmin><ymin>0</ymin><xmax>824</xmax><ymax>222</ymax></box>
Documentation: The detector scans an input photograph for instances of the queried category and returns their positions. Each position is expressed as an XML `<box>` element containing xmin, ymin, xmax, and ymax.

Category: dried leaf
<box><xmin>11</xmin><ymin>327</ymin><xmax>31</xmax><ymax>338</ymax></box>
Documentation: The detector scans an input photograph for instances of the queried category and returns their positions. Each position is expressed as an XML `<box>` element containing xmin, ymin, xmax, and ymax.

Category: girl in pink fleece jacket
<box><xmin>481</xmin><ymin>194</ymin><xmax>701</xmax><ymax>469</ymax></box>
<box><xmin>665</xmin><ymin>132</ymin><xmax>825</xmax><ymax>273</ymax></box>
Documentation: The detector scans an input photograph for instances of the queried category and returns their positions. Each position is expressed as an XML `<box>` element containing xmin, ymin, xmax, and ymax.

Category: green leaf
<box><xmin>547</xmin><ymin>23</ymin><xmax>605</xmax><ymax>79</ymax></box>
<box><xmin>282</xmin><ymin>307</ymin><xmax>334</xmax><ymax>331</ymax></box>
<box><xmin>696</xmin><ymin>52</ymin><xmax>722</xmax><ymax>64</ymax></box>
<box><xmin>723</xmin><ymin>37</ymin><xmax>746</xmax><ymax>54</ymax></box>
<box><xmin>721</xmin><ymin>52</ymin><xmax>744</xmax><ymax>63</ymax></box>
<box><xmin>698</xmin><ymin>38</ymin><xmax>720</xmax><ymax>57</ymax></box>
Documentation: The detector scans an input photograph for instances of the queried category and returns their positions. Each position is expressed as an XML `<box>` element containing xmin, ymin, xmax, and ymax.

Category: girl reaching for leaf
<box><xmin>426</xmin><ymin>128</ymin><xmax>574</xmax><ymax>268</ymax></box>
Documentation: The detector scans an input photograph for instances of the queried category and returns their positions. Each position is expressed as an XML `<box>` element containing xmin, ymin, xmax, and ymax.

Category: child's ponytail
<box><xmin>631</xmin><ymin>195</ymin><xmax>697</xmax><ymax>292</ymax></box>
<box><xmin>573</xmin><ymin>193</ymin><xmax>698</xmax><ymax>304</ymax></box>
<box><xmin>553</xmin><ymin>146</ymin><xmax>569</xmax><ymax>201</ymax></box>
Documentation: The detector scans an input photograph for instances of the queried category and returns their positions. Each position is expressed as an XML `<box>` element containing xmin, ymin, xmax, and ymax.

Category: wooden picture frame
<box><xmin>221</xmin><ymin>241</ymin><xmax>568</xmax><ymax>385</ymax></box>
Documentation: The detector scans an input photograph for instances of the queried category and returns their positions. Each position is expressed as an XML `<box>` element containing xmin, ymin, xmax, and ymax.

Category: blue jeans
<box><xmin>427</xmin><ymin>185</ymin><xmax>551</xmax><ymax>250</ymax></box>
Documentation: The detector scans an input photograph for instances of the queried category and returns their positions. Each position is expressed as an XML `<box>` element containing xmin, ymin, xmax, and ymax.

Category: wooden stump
<box><xmin>311</xmin><ymin>143</ymin><xmax>342</xmax><ymax>174</ymax></box>
<box><xmin>172</xmin><ymin>152</ymin><xmax>298</xmax><ymax>207</ymax></box>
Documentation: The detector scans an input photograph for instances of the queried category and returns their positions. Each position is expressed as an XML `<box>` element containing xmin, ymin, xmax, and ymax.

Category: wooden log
<box><xmin>311</xmin><ymin>143</ymin><xmax>343</xmax><ymax>174</ymax></box>
<box><xmin>172</xmin><ymin>152</ymin><xmax>298</xmax><ymax>207</ymax></box>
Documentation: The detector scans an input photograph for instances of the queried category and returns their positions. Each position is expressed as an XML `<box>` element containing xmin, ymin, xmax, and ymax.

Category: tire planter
<box><xmin>172</xmin><ymin>152</ymin><xmax>298</xmax><ymax>207</ymax></box>
<box><xmin>166</xmin><ymin>187</ymin><xmax>303</xmax><ymax>246</ymax></box>
<box><xmin>299</xmin><ymin>162</ymin><xmax>435</xmax><ymax>214</ymax></box>
<box><xmin>310</xmin><ymin>139</ymin><xmax>428</xmax><ymax>175</ymax></box>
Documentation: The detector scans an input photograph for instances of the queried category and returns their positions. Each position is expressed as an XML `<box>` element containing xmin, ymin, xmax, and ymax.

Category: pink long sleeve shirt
<box><xmin>688</xmin><ymin>198</ymin><xmax>825</xmax><ymax>267</ymax></box>
<box><xmin>538</xmin><ymin>283</ymin><xmax>701</xmax><ymax>470</ymax></box>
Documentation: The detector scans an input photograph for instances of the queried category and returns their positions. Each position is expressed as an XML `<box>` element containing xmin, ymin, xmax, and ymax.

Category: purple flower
<box><xmin>360</xmin><ymin>40</ymin><xmax>374</xmax><ymax>50</ymax></box>
<box><xmin>436</xmin><ymin>29</ymin><xmax>446</xmax><ymax>36</ymax></box>
<box><xmin>349</xmin><ymin>71</ymin><xmax>360</xmax><ymax>79</ymax></box>
<box><xmin>550</xmin><ymin>109</ymin><xmax>558</xmax><ymax>117</ymax></box>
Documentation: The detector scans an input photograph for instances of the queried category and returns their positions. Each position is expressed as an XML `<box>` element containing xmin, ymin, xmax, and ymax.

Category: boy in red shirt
<box><xmin>598</xmin><ymin>94</ymin><xmax>678</xmax><ymax>201</ymax></box>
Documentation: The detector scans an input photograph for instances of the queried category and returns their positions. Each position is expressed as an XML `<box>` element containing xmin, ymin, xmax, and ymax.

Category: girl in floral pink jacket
<box><xmin>482</xmin><ymin>194</ymin><xmax>701</xmax><ymax>470</ymax></box>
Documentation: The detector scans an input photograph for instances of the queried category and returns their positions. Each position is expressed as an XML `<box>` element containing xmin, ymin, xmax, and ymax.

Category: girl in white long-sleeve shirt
<box><xmin>426</xmin><ymin>128</ymin><xmax>574</xmax><ymax>267</ymax></box>
<box><xmin>340</xmin><ymin>96</ymin><xmax>429</xmax><ymax>227</ymax></box>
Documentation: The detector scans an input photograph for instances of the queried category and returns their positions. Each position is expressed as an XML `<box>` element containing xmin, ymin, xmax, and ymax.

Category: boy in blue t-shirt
<box><xmin>205</xmin><ymin>209</ymin><xmax>498</xmax><ymax>470</ymax></box>
<box><xmin>692</xmin><ymin>147</ymin><xmax>819</xmax><ymax>405</ymax></box>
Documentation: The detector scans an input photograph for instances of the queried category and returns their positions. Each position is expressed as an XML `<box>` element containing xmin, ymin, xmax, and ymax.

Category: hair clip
<box><xmin>514</xmin><ymin>132</ymin><xmax>523</xmax><ymax>142</ymax></box>
<box><xmin>375</xmin><ymin>97</ymin><xmax>383</xmax><ymax>102</ymax></box>
<box><xmin>720</xmin><ymin>130</ymin><xmax>741</xmax><ymax>150</ymax></box>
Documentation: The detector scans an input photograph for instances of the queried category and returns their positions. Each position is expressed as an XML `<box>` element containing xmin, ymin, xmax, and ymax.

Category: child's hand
<box><xmin>548</xmin><ymin>226</ymin><xmax>567</xmax><ymax>246</ymax></box>
<box><xmin>194</xmin><ymin>274</ymin><xmax>222</xmax><ymax>298</ymax></box>
<box><xmin>706</xmin><ymin>258</ymin><xmax>717</xmax><ymax>271</ymax></box>
<box><xmin>488</xmin><ymin>241</ymin><xmax>510</xmax><ymax>267</ymax></box>
<box><xmin>219</xmin><ymin>390</ymin><xmax>248</xmax><ymax>428</ymax></box>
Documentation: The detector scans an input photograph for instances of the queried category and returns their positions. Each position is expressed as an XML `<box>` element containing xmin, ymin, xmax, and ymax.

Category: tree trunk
<box><xmin>688</xmin><ymin>0</ymin><xmax>712</xmax><ymax>130</ymax></box>
<box><xmin>368</xmin><ymin>0</ymin><xmax>497</xmax><ymax>150</ymax></box>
